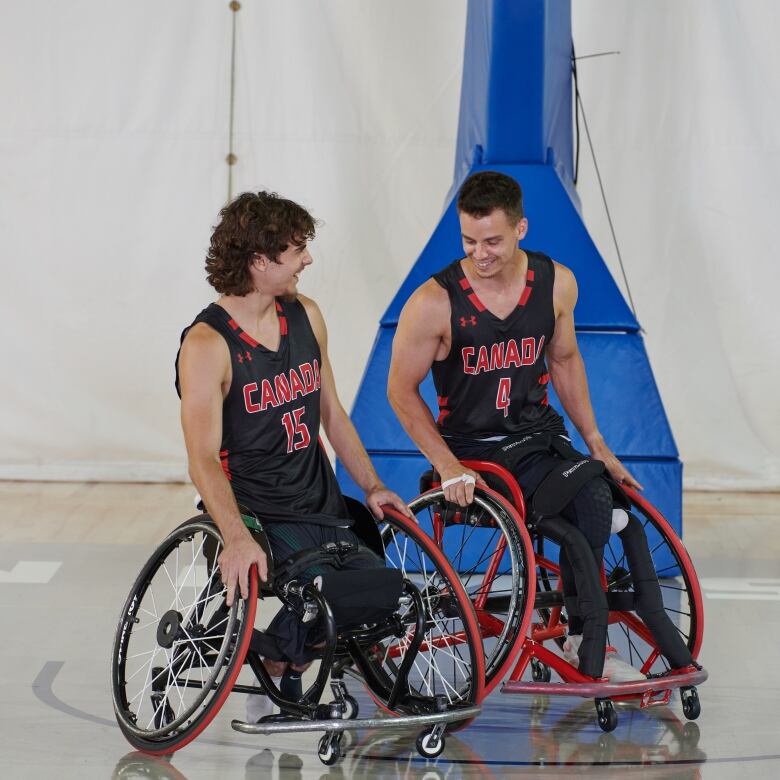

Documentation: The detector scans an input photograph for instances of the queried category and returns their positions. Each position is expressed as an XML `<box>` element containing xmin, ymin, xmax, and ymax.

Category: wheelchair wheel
<box><xmin>111</xmin><ymin>515</ymin><xmax>258</xmax><ymax>754</ymax></box>
<box><xmin>403</xmin><ymin>486</ymin><xmax>535</xmax><ymax>693</ymax></box>
<box><xmin>533</xmin><ymin>489</ymin><xmax>703</xmax><ymax>675</ymax></box>
<box><xmin>354</xmin><ymin>506</ymin><xmax>485</xmax><ymax>719</ymax></box>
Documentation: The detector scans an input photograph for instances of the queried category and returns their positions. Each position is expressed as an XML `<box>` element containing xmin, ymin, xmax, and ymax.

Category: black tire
<box><xmin>342</xmin><ymin>694</ymin><xmax>359</xmax><ymax>720</ymax></box>
<box><xmin>318</xmin><ymin>733</ymin><xmax>342</xmax><ymax>766</ymax></box>
<box><xmin>111</xmin><ymin>516</ymin><xmax>258</xmax><ymax>754</ymax></box>
<box><xmin>403</xmin><ymin>486</ymin><xmax>535</xmax><ymax>694</ymax></box>
<box><xmin>357</xmin><ymin>507</ymin><xmax>485</xmax><ymax>720</ymax></box>
<box><xmin>531</xmin><ymin>657</ymin><xmax>551</xmax><ymax>683</ymax></box>
<box><xmin>681</xmin><ymin>686</ymin><xmax>701</xmax><ymax>720</ymax></box>
<box><xmin>595</xmin><ymin>699</ymin><xmax>618</xmax><ymax>733</ymax></box>
<box><xmin>416</xmin><ymin>728</ymin><xmax>446</xmax><ymax>759</ymax></box>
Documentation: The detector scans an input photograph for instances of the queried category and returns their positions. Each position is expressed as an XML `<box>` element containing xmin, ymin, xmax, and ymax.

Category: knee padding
<box><xmin>537</xmin><ymin>516</ymin><xmax>608</xmax><ymax>677</ymax></box>
<box><xmin>559</xmin><ymin>477</ymin><xmax>614</xmax><ymax>551</ymax></box>
<box><xmin>618</xmin><ymin>514</ymin><xmax>693</xmax><ymax>668</ymax></box>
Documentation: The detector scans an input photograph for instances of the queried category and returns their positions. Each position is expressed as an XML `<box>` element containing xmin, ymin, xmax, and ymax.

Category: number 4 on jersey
<box><xmin>282</xmin><ymin>407</ymin><xmax>311</xmax><ymax>453</ymax></box>
<box><xmin>496</xmin><ymin>377</ymin><xmax>511</xmax><ymax>418</ymax></box>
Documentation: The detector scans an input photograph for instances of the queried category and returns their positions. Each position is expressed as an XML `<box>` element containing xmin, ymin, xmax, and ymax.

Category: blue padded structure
<box><xmin>348</xmin><ymin>329</ymin><xmax>676</xmax><ymax>459</ymax></box>
<box><xmin>338</xmin><ymin>0</ymin><xmax>683</xmax><ymax>553</ymax></box>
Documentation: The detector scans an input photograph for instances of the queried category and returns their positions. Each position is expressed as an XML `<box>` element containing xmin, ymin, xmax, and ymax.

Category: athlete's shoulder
<box><xmin>551</xmin><ymin>260</ymin><xmax>578</xmax><ymax>310</ymax></box>
<box><xmin>181</xmin><ymin>321</ymin><xmax>229</xmax><ymax>357</ymax></box>
<box><xmin>296</xmin><ymin>293</ymin><xmax>327</xmax><ymax>345</ymax></box>
<box><xmin>407</xmin><ymin>277</ymin><xmax>451</xmax><ymax>313</ymax></box>
<box><xmin>431</xmin><ymin>257</ymin><xmax>464</xmax><ymax>288</ymax></box>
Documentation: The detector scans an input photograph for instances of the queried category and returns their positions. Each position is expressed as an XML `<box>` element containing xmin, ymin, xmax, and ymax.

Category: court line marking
<box><xmin>0</xmin><ymin>561</ymin><xmax>61</xmax><ymax>584</ymax></box>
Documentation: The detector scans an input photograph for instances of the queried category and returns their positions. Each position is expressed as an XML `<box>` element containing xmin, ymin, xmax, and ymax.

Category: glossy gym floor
<box><xmin>2</xmin><ymin>482</ymin><xmax>779</xmax><ymax>779</ymax></box>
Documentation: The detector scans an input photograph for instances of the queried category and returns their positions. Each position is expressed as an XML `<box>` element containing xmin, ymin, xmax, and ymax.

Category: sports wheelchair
<box><xmin>408</xmin><ymin>459</ymin><xmax>707</xmax><ymax>732</ymax></box>
<box><xmin>110</xmin><ymin>498</ymin><xmax>484</xmax><ymax>765</ymax></box>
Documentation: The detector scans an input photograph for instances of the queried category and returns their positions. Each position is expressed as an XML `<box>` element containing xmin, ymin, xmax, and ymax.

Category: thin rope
<box><xmin>226</xmin><ymin>2</ymin><xmax>240</xmax><ymax>203</ymax></box>
<box><xmin>576</xmin><ymin>86</ymin><xmax>640</xmax><ymax>323</ymax></box>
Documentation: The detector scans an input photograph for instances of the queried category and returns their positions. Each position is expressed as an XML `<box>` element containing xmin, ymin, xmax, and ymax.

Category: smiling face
<box><xmin>252</xmin><ymin>240</ymin><xmax>313</xmax><ymax>298</ymax></box>
<box><xmin>459</xmin><ymin>208</ymin><xmax>528</xmax><ymax>279</ymax></box>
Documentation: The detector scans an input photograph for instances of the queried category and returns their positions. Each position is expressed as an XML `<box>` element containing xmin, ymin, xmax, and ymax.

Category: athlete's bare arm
<box><xmin>388</xmin><ymin>280</ymin><xmax>485</xmax><ymax>506</ymax></box>
<box><xmin>299</xmin><ymin>295</ymin><xmax>412</xmax><ymax>519</ymax></box>
<box><xmin>179</xmin><ymin>323</ymin><xmax>269</xmax><ymax>605</ymax></box>
<box><xmin>547</xmin><ymin>263</ymin><xmax>642</xmax><ymax>489</ymax></box>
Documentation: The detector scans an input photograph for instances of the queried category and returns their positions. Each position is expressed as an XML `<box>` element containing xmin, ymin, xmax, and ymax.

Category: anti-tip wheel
<box><xmin>681</xmin><ymin>686</ymin><xmax>701</xmax><ymax>720</ymax></box>
<box><xmin>416</xmin><ymin>728</ymin><xmax>446</xmax><ymax>759</ymax></box>
<box><xmin>317</xmin><ymin>733</ymin><xmax>343</xmax><ymax>766</ymax></box>
<box><xmin>595</xmin><ymin>699</ymin><xmax>618</xmax><ymax>732</ymax></box>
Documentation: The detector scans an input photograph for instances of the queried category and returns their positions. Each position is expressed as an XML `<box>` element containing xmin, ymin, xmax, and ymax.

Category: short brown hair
<box><xmin>457</xmin><ymin>171</ymin><xmax>524</xmax><ymax>222</ymax></box>
<box><xmin>205</xmin><ymin>191</ymin><xmax>317</xmax><ymax>295</ymax></box>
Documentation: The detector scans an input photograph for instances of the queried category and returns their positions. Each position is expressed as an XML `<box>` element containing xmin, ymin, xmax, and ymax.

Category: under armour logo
<box><xmin>236</xmin><ymin>351</ymin><xmax>252</xmax><ymax>363</ymax></box>
<box><xmin>459</xmin><ymin>315</ymin><xmax>477</xmax><ymax>327</ymax></box>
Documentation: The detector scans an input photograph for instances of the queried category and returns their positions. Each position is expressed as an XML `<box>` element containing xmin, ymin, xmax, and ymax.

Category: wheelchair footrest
<box><xmin>501</xmin><ymin>666</ymin><xmax>708</xmax><ymax>699</ymax></box>
<box><xmin>231</xmin><ymin>705</ymin><xmax>482</xmax><ymax>736</ymax></box>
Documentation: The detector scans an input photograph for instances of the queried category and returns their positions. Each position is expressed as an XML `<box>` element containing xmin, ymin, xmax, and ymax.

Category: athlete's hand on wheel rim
<box><xmin>437</xmin><ymin>463</ymin><xmax>486</xmax><ymax>507</ymax></box>
<box><xmin>219</xmin><ymin>536</ymin><xmax>268</xmax><ymax>607</ymax></box>
<box><xmin>366</xmin><ymin>486</ymin><xmax>414</xmax><ymax>520</ymax></box>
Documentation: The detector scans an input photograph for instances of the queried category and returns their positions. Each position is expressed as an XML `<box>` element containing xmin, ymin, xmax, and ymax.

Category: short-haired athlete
<box><xmin>176</xmin><ymin>191</ymin><xmax>411</xmax><ymax>720</ymax></box>
<box><xmin>388</xmin><ymin>171</ymin><xmax>694</xmax><ymax>681</ymax></box>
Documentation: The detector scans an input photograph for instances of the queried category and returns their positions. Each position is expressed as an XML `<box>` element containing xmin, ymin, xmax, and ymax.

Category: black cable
<box><xmin>572</xmin><ymin>54</ymin><xmax>640</xmax><ymax>323</ymax></box>
<box><xmin>572</xmin><ymin>43</ymin><xmax>581</xmax><ymax>185</ymax></box>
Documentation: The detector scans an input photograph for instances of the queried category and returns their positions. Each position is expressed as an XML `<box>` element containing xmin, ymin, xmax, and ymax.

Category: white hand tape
<box><xmin>441</xmin><ymin>474</ymin><xmax>477</xmax><ymax>490</ymax></box>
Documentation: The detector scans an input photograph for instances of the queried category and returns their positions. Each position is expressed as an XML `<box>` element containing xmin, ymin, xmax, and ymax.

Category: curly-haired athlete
<box><xmin>388</xmin><ymin>171</ymin><xmax>694</xmax><ymax>681</ymax></box>
<box><xmin>176</xmin><ymin>191</ymin><xmax>411</xmax><ymax>720</ymax></box>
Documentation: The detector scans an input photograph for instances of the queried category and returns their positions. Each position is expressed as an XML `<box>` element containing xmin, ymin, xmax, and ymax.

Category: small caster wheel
<box><xmin>416</xmin><ymin>727</ymin><xmax>446</xmax><ymax>759</ymax></box>
<box><xmin>317</xmin><ymin>733</ymin><xmax>342</xmax><ymax>766</ymax></box>
<box><xmin>595</xmin><ymin>698</ymin><xmax>618</xmax><ymax>732</ymax></box>
<box><xmin>681</xmin><ymin>686</ymin><xmax>701</xmax><ymax>720</ymax></box>
<box><xmin>342</xmin><ymin>694</ymin><xmax>359</xmax><ymax>720</ymax></box>
<box><xmin>531</xmin><ymin>658</ymin><xmax>552</xmax><ymax>683</ymax></box>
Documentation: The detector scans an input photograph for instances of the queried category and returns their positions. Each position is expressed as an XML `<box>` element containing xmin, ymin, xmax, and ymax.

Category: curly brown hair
<box><xmin>205</xmin><ymin>191</ymin><xmax>317</xmax><ymax>295</ymax></box>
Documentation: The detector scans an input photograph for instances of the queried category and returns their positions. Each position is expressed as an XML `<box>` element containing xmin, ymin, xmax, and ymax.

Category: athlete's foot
<box><xmin>562</xmin><ymin>632</ymin><xmax>582</xmax><ymax>667</ymax></box>
<box><xmin>602</xmin><ymin>646</ymin><xmax>646</xmax><ymax>683</ymax></box>
<box><xmin>246</xmin><ymin>692</ymin><xmax>275</xmax><ymax>723</ymax></box>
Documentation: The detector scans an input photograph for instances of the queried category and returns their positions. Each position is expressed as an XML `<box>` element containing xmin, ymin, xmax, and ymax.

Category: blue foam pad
<box><xmin>351</xmin><ymin>328</ymin><xmax>677</xmax><ymax>458</ymax></box>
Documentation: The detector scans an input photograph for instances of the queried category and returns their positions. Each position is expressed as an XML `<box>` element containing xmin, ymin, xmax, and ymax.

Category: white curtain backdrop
<box><xmin>0</xmin><ymin>1</ymin><xmax>777</xmax><ymax>489</ymax></box>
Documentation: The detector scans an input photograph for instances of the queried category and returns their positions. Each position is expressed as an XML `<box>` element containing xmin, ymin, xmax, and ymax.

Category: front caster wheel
<box><xmin>681</xmin><ymin>686</ymin><xmax>701</xmax><ymax>720</ymax></box>
<box><xmin>531</xmin><ymin>658</ymin><xmax>551</xmax><ymax>683</ymax></box>
<box><xmin>416</xmin><ymin>728</ymin><xmax>446</xmax><ymax>759</ymax></box>
<box><xmin>595</xmin><ymin>698</ymin><xmax>618</xmax><ymax>732</ymax></box>
<box><xmin>317</xmin><ymin>733</ymin><xmax>343</xmax><ymax>766</ymax></box>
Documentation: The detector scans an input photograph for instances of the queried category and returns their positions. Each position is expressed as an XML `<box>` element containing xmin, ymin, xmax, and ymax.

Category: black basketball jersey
<box><xmin>175</xmin><ymin>300</ymin><xmax>350</xmax><ymax>526</ymax></box>
<box><xmin>431</xmin><ymin>252</ymin><xmax>566</xmax><ymax>439</ymax></box>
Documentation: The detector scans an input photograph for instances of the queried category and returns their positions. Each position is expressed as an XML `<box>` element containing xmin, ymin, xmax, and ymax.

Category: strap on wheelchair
<box><xmin>273</xmin><ymin>540</ymin><xmax>360</xmax><ymax>584</ymax></box>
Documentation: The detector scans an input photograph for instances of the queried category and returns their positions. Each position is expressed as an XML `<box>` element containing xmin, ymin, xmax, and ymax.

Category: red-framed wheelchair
<box><xmin>110</xmin><ymin>502</ymin><xmax>485</xmax><ymax>765</ymax></box>
<box><xmin>407</xmin><ymin>460</ymin><xmax>707</xmax><ymax>732</ymax></box>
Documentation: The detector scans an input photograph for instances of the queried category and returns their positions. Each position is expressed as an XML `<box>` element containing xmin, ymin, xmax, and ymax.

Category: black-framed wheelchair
<box><xmin>110</xmin><ymin>500</ymin><xmax>485</xmax><ymax>765</ymax></box>
<box><xmin>407</xmin><ymin>459</ymin><xmax>707</xmax><ymax>732</ymax></box>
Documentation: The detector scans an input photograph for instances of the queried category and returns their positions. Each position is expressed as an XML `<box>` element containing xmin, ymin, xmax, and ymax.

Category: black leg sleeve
<box><xmin>618</xmin><ymin>515</ymin><xmax>694</xmax><ymax>669</ymax></box>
